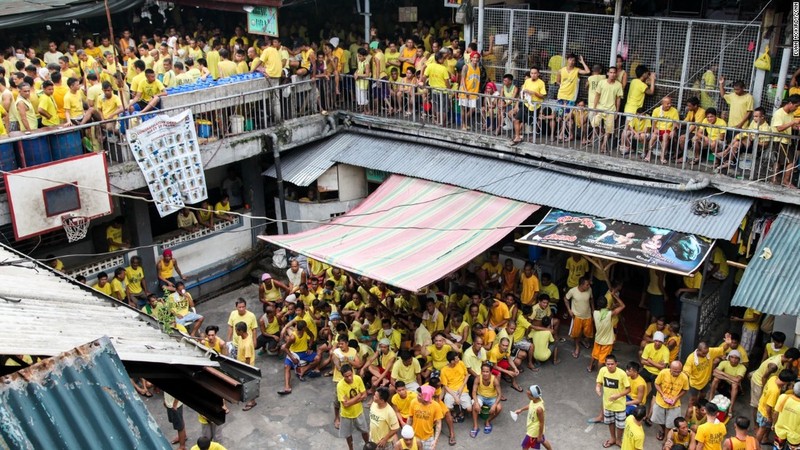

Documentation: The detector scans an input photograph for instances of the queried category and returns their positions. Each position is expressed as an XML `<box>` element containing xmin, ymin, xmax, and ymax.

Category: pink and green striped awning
<box><xmin>259</xmin><ymin>175</ymin><xmax>539</xmax><ymax>292</ymax></box>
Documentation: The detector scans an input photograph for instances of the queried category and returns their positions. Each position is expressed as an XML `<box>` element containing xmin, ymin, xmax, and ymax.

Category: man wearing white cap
<box><xmin>707</xmin><ymin>349</ymin><xmax>746</xmax><ymax>414</ymax></box>
<box><xmin>639</xmin><ymin>330</ymin><xmax>670</xmax><ymax>421</ymax></box>
<box><xmin>514</xmin><ymin>385</ymin><xmax>553</xmax><ymax>450</ymax></box>
<box><xmin>408</xmin><ymin>385</ymin><xmax>443</xmax><ymax>450</ymax></box>
<box><xmin>393</xmin><ymin>425</ymin><xmax>420</xmax><ymax>450</ymax></box>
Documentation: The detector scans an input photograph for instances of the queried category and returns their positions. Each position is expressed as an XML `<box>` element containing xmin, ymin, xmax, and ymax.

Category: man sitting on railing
<box><xmin>644</xmin><ymin>96</ymin><xmax>680</xmax><ymax>164</ymax></box>
<box><xmin>714</xmin><ymin>107</ymin><xmax>769</xmax><ymax>173</ymax></box>
<box><xmin>676</xmin><ymin>97</ymin><xmax>705</xmax><ymax>156</ymax></box>
<box><xmin>682</xmin><ymin>108</ymin><xmax>726</xmax><ymax>166</ymax></box>
<box><xmin>129</xmin><ymin>69</ymin><xmax>166</xmax><ymax>114</ymax></box>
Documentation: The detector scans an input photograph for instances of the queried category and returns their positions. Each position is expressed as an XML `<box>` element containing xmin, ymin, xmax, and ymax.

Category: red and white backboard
<box><xmin>4</xmin><ymin>153</ymin><xmax>113</xmax><ymax>240</ymax></box>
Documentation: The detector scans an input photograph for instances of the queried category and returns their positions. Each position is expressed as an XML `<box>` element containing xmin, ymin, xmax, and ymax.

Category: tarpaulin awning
<box><xmin>731</xmin><ymin>207</ymin><xmax>800</xmax><ymax>316</ymax></box>
<box><xmin>259</xmin><ymin>175</ymin><xmax>539</xmax><ymax>292</ymax></box>
<box><xmin>516</xmin><ymin>209</ymin><xmax>714</xmax><ymax>276</ymax></box>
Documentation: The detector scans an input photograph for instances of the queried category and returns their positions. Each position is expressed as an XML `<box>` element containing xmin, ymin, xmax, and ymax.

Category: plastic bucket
<box><xmin>230</xmin><ymin>115</ymin><xmax>244</xmax><ymax>134</ymax></box>
<box><xmin>22</xmin><ymin>136</ymin><xmax>52</xmax><ymax>167</ymax></box>
<box><xmin>49</xmin><ymin>131</ymin><xmax>83</xmax><ymax>160</ymax></box>
<box><xmin>244</xmin><ymin>118</ymin><xmax>254</xmax><ymax>132</ymax></box>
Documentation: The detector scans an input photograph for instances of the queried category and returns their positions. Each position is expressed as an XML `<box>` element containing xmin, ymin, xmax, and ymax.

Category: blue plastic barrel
<box><xmin>22</xmin><ymin>136</ymin><xmax>52</xmax><ymax>167</ymax></box>
<box><xmin>49</xmin><ymin>131</ymin><xmax>83</xmax><ymax>160</ymax></box>
<box><xmin>0</xmin><ymin>142</ymin><xmax>17</xmax><ymax>171</ymax></box>
<box><xmin>528</xmin><ymin>245</ymin><xmax>542</xmax><ymax>262</ymax></box>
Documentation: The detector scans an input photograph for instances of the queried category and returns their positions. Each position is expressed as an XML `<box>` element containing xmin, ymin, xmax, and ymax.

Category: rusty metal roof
<box><xmin>0</xmin><ymin>337</ymin><xmax>171</xmax><ymax>450</ymax></box>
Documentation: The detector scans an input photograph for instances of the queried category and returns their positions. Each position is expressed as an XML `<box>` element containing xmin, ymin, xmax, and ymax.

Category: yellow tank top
<box><xmin>558</xmin><ymin>67</ymin><xmax>580</xmax><ymax>101</ymax></box>
<box><xmin>726</xmin><ymin>436</ymin><xmax>757</xmax><ymax>450</ymax></box>
<box><xmin>502</xmin><ymin>85</ymin><xmax>516</xmax><ymax>105</ymax></box>
<box><xmin>289</xmin><ymin>330</ymin><xmax>311</xmax><ymax>353</ymax></box>
<box><xmin>400</xmin><ymin>438</ymin><xmax>419</xmax><ymax>450</ymax></box>
<box><xmin>262</xmin><ymin>281</ymin><xmax>282</xmax><ymax>302</ymax></box>
<box><xmin>158</xmin><ymin>258</ymin><xmax>175</xmax><ymax>279</ymax></box>
<box><xmin>462</xmin><ymin>64</ymin><xmax>480</xmax><ymax>99</ymax></box>
<box><xmin>671</xmin><ymin>429</ymin><xmax>691</xmax><ymax>446</ymax></box>
<box><xmin>476</xmin><ymin>375</ymin><xmax>498</xmax><ymax>398</ymax></box>
<box><xmin>401</xmin><ymin>47</ymin><xmax>416</xmax><ymax>73</ymax></box>
<box><xmin>203</xmin><ymin>338</ymin><xmax>223</xmax><ymax>353</ymax></box>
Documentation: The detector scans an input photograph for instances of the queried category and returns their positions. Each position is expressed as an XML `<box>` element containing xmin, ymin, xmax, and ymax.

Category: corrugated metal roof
<box><xmin>327</xmin><ymin>134</ymin><xmax>753</xmax><ymax>240</ymax></box>
<box><xmin>0</xmin><ymin>337</ymin><xmax>171</xmax><ymax>450</ymax></box>
<box><xmin>262</xmin><ymin>134</ymin><xmax>350</xmax><ymax>186</ymax></box>
<box><xmin>0</xmin><ymin>245</ymin><xmax>218</xmax><ymax>367</ymax></box>
<box><xmin>731</xmin><ymin>207</ymin><xmax>800</xmax><ymax>316</ymax></box>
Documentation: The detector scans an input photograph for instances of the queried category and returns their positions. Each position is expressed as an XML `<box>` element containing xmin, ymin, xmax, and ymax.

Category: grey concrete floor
<box><xmin>144</xmin><ymin>283</ymin><xmax>751</xmax><ymax>449</ymax></box>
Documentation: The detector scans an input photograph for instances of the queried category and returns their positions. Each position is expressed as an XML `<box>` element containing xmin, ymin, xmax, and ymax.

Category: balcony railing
<box><xmin>0</xmin><ymin>78</ymin><xmax>319</xmax><ymax>175</ymax></box>
<box><xmin>334</xmin><ymin>74</ymin><xmax>800</xmax><ymax>189</ymax></box>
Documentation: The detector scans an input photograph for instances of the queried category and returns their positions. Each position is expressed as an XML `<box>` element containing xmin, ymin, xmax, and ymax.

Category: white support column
<box><xmin>774</xmin><ymin>46</ymin><xmax>792</xmax><ymax>110</ymax></box>
<box><xmin>752</xmin><ymin>38</ymin><xmax>770</xmax><ymax>107</ymax></box>
<box><xmin>364</xmin><ymin>0</ymin><xmax>371</xmax><ymax>42</ymax></box>
<box><xmin>506</xmin><ymin>9</ymin><xmax>515</xmax><ymax>73</ymax></box>
<box><xmin>477</xmin><ymin>0</ymin><xmax>485</xmax><ymax>52</ymax></box>
<box><xmin>677</xmin><ymin>21</ymin><xmax>693</xmax><ymax>109</ymax></box>
<box><xmin>608</xmin><ymin>0</ymin><xmax>623</xmax><ymax>67</ymax></box>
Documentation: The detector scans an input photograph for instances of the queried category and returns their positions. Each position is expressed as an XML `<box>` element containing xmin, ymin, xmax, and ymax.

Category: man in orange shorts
<box><xmin>565</xmin><ymin>276</ymin><xmax>594</xmax><ymax>359</ymax></box>
<box><xmin>589</xmin><ymin>294</ymin><xmax>626</xmax><ymax>372</ymax></box>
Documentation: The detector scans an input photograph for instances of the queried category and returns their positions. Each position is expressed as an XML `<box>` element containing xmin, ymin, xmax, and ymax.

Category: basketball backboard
<box><xmin>3</xmin><ymin>153</ymin><xmax>113</xmax><ymax>240</ymax></box>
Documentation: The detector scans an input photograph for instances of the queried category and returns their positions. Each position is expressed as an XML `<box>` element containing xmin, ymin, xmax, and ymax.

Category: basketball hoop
<box><xmin>61</xmin><ymin>214</ymin><xmax>90</xmax><ymax>242</ymax></box>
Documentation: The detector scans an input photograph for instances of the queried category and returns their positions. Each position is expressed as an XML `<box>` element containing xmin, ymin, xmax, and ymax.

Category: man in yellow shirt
<box><xmin>234</xmin><ymin>321</ymin><xmax>257</xmax><ymax>411</ymax></box>
<box><xmin>591</xmin><ymin>66</ymin><xmax>624</xmax><ymax>153</ymax></box>
<box><xmin>644</xmin><ymin>96</ymin><xmax>680</xmax><ymax>163</ymax></box>
<box><xmin>96</xmin><ymin>82</ymin><xmax>123</xmax><ymax>135</ymax></box>
<box><xmin>718</xmin><ymin>76</ymin><xmax>754</xmax><ymax>131</ymax></box>
<box><xmin>707</xmin><ymin>350</ymin><xmax>746</xmax><ymax>412</ymax></box>
<box><xmin>62</xmin><ymin>77</ymin><xmax>91</xmax><ymax>126</ymax></box>
<box><xmin>755</xmin><ymin>370</ymin><xmax>796</xmax><ymax>444</ymax></box>
<box><xmin>216</xmin><ymin>49</ymin><xmax>238</xmax><ymax>79</ymax></box>
<box><xmin>774</xmin><ymin>381</ymin><xmax>800</xmax><ymax>448</ymax></box>
<box><xmin>595</xmin><ymin>355</ymin><xmax>631</xmax><ymax>448</ymax></box>
<box><xmin>684</xmin><ymin>108</ymin><xmax>727</xmax><ymax>165</ymax></box>
<box><xmin>640</xmin><ymin>332</ymin><xmax>670</xmax><ymax>404</ymax></box>
<box><xmin>440</xmin><ymin>351</ymin><xmax>472</xmax><ymax>423</ymax></box>
<box><xmin>682</xmin><ymin>342</ymin><xmax>724</xmax><ymax>412</ymax></box>
<box><xmin>421</xmin><ymin>52</ymin><xmax>451</xmax><ymax>126</ymax></box>
<box><xmin>409</xmin><ymin>385</ymin><xmax>444</xmax><ymax>449</ymax></box>
<box><xmin>770</xmin><ymin>94</ymin><xmax>800</xmax><ymax>186</ymax></box>
<box><xmin>651</xmin><ymin>361</ymin><xmax>689</xmax><ymax>441</ymax></box>
<box><xmin>125</xmin><ymin>256</ymin><xmax>149</xmax><ymax>308</ymax></box>
<box><xmin>10</xmin><ymin>83</ymin><xmax>37</xmax><ymax>132</ymax></box>
<box><xmin>130</xmin><ymin>69</ymin><xmax>165</xmax><ymax>114</ymax></box>
<box><xmin>337</xmin><ymin>364</ymin><xmax>370</xmax><ymax>450</ymax></box>
<box><xmin>620</xmin><ymin>406</ymin><xmax>646</xmax><ymax>450</ymax></box>
<box><xmin>511</xmin><ymin>67</ymin><xmax>547</xmax><ymax>145</ymax></box>
<box><xmin>169</xmin><ymin>281</ymin><xmax>204</xmax><ymax>336</ymax></box>
<box><xmin>37</xmin><ymin>81</ymin><xmax>59</xmax><ymax>127</ymax></box>
<box><xmin>693</xmin><ymin>402</ymin><xmax>726</xmax><ymax>450</ymax></box>
<box><xmin>110</xmin><ymin>267</ymin><xmax>128</xmax><ymax>304</ymax></box>
<box><xmin>105</xmin><ymin>217</ymin><xmax>129</xmax><ymax>251</ymax></box>
<box><xmin>91</xmin><ymin>271</ymin><xmax>113</xmax><ymax>296</ymax></box>
<box><xmin>190</xmin><ymin>436</ymin><xmax>226</xmax><ymax>450</ymax></box>
<box><xmin>555</xmin><ymin>54</ymin><xmax>590</xmax><ymax>140</ymax></box>
<box><xmin>623</xmin><ymin>65</ymin><xmax>655</xmax><ymax>115</ymax></box>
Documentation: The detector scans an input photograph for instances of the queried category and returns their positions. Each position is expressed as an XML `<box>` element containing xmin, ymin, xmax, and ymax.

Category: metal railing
<box><xmin>337</xmin><ymin>74</ymin><xmax>800</xmax><ymax>188</ymax></box>
<box><xmin>0</xmin><ymin>78</ymin><xmax>318</xmax><ymax>172</ymax></box>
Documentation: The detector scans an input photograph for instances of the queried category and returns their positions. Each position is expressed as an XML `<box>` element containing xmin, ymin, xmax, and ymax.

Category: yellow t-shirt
<box><xmin>424</xmin><ymin>62</ymin><xmax>450</xmax><ymax>90</ymax></box>
<box><xmin>96</xmin><ymin>94</ymin><xmax>122</xmax><ymax>120</ymax></box>
<box><xmin>63</xmin><ymin>90</ymin><xmax>85</xmax><ymax>119</ymax></box>
<box><xmin>620</xmin><ymin>415</ymin><xmax>644</xmax><ymax>450</ymax></box>
<box><xmin>695</xmin><ymin>421</ymin><xmax>727</xmax><ymax>450</ymax></box>
<box><xmin>652</xmin><ymin>106</ymin><xmax>680</xmax><ymax>131</ymax></box>
<box><xmin>596</xmin><ymin>367</ymin><xmax>630</xmax><ymax>412</ymax></box>
<box><xmin>489</xmin><ymin>302</ymin><xmax>510</xmax><ymax>328</ymax></box>
<box><xmin>717</xmin><ymin>360</ymin><xmax>746</xmax><ymax>378</ymax></box>
<box><xmin>332</xmin><ymin>347</ymin><xmax>358</xmax><ymax>383</ymax></box>
<box><xmin>774</xmin><ymin>393</ymin><xmax>800</xmax><ymax>443</ymax></box>
<box><xmin>557</xmin><ymin>66</ymin><xmax>580</xmax><ymax>101</ymax></box>
<box><xmin>521</xmin><ymin>78</ymin><xmax>546</xmax><ymax>111</ymax></box>
<box><xmin>547</xmin><ymin>55</ymin><xmax>563</xmax><ymax>84</ymax></box>
<box><xmin>628</xmin><ymin>374</ymin><xmax>648</xmax><ymax>405</ymax></box>
<box><xmin>111</xmin><ymin>278</ymin><xmax>126</xmax><ymax>299</ymax></box>
<box><xmin>391</xmin><ymin>391</ymin><xmax>418</xmax><ymax>419</ymax></box>
<box><xmin>92</xmin><ymin>282</ymin><xmax>113</xmax><ymax>296</ymax></box>
<box><xmin>138</xmin><ymin>79</ymin><xmax>165</xmax><ymax>102</ymax></box>
<box><xmin>190</xmin><ymin>442</ymin><xmax>226</xmax><ymax>450</ymax></box>
<box><xmin>654</xmin><ymin>369</ymin><xmax>689</xmax><ymax>409</ymax></box>
<box><xmin>771</xmin><ymin>107</ymin><xmax>794</xmax><ymax>144</ymax></box>
<box><xmin>525</xmin><ymin>400</ymin><xmax>545</xmax><ymax>437</ymax></box>
<box><xmin>565</xmin><ymin>257</ymin><xmax>589</xmax><ymax>288</ymax></box>
<box><xmin>624</xmin><ymin>78</ymin><xmax>648</xmax><ymax>114</ymax></box>
<box><xmin>723</xmin><ymin>92</ymin><xmax>754</xmax><ymax>128</ymax></box>
<box><xmin>700</xmin><ymin>117</ymin><xmax>727</xmax><ymax>141</ymax></box>
<box><xmin>531</xmin><ymin>330</ymin><xmax>554</xmax><ymax>362</ymax></box>
<box><xmin>742</xmin><ymin>307</ymin><xmax>761</xmax><ymax>332</ymax></box>
<box><xmin>217</xmin><ymin>60</ymin><xmax>237</xmax><ymax>78</ymax></box>
<box><xmin>752</xmin><ymin>354</ymin><xmax>785</xmax><ymax>386</ymax></box>
<box><xmin>629</xmin><ymin>117</ymin><xmax>651</xmax><ymax>132</ymax></box>
<box><xmin>289</xmin><ymin>330</ymin><xmax>311</xmax><ymax>353</ymax></box>
<box><xmin>125</xmin><ymin>266</ymin><xmax>144</xmax><ymax>295</ymax></box>
<box><xmin>215</xmin><ymin>201</ymin><xmax>231</xmax><ymax>216</ymax></box>
<box><xmin>487</xmin><ymin>345</ymin><xmax>510</xmax><ymax>364</ymax></box>
<box><xmin>427</xmin><ymin>344</ymin><xmax>452</xmax><ymax>370</ymax></box>
<box><xmin>439</xmin><ymin>361</ymin><xmax>468</xmax><ymax>391</ymax></box>
<box><xmin>106</xmin><ymin>225</ymin><xmax>123</xmax><ymax>251</ymax></box>
<box><xmin>520</xmin><ymin>273</ymin><xmax>540</xmax><ymax>305</ymax></box>
<box><xmin>765</xmin><ymin>343</ymin><xmax>788</xmax><ymax>359</ymax></box>
<box><xmin>39</xmin><ymin>94</ymin><xmax>59</xmax><ymax>126</ymax></box>
<box><xmin>683</xmin><ymin>273</ymin><xmax>703</xmax><ymax>290</ymax></box>
<box><xmin>595</xmin><ymin>80</ymin><xmax>623</xmax><ymax>112</ymax></box>
<box><xmin>642</xmin><ymin>343</ymin><xmax>670</xmax><ymax>375</ymax></box>
<box><xmin>541</xmin><ymin>283</ymin><xmax>559</xmax><ymax>302</ymax></box>
<box><xmin>683</xmin><ymin>347</ymin><xmax>724</xmax><ymax>389</ymax></box>
<box><xmin>759</xmin><ymin>377</ymin><xmax>782</xmax><ymax>417</ymax></box>
<box><xmin>337</xmin><ymin>375</ymin><xmax>366</xmax><ymax>419</ymax></box>
<box><xmin>391</xmin><ymin>359</ymin><xmax>421</xmax><ymax>384</ymax></box>
<box><xmin>206</xmin><ymin>50</ymin><xmax>220</xmax><ymax>79</ymax></box>
<box><xmin>410</xmin><ymin>399</ymin><xmax>444</xmax><ymax>440</ymax></box>
<box><xmin>237</xmin><ymin>332</ymin><xmax>255</xmax><ymax>366</ymax></box>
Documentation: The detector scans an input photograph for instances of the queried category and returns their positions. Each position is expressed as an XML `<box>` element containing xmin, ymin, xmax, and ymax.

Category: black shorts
<box><xmin>256</xmin><ymin>334</ymin><xmax>278</xmax><ymax>350</ymax></box>
<box><xmin>640</xmin><ymin>369</ymin><xmax>657</xmax><ymax>384</ymax></box>
<box><xmin>516</xmin><ymin>107</ymin><xmax>534</xmax><ymax>123</ymax></box>
<box><xmin>166</xmin><ymin>405</ymin><xmax>185</xmax><ymax>431</ymax></box>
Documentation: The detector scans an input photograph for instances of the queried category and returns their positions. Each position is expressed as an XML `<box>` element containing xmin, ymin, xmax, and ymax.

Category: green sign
<box><xmin>366</xmin><ymin>169</ymin><xmax>389</xmax><ymax>183</ymax></box>
<box><xmin>248</xmin><ymin>7</ymin><xmax>279</xmax><ymax>37</ymax></box>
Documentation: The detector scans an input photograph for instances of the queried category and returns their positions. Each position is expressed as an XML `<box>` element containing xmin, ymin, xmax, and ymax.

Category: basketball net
<box><xmin>61</xmin><ymin>214</ymin><xmax>90</xmax><ymax>242</ymax></box>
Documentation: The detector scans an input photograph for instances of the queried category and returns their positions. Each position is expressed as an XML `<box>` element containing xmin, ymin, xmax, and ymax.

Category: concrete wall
<box><xmin>275</xmin><ymin>198</ymin><xmax>364</xmax><ymax>234</ymax></box>
<box><xmin>338</xmin><ymin>164</ymin><xmax>367</xmax><ymax>201</ymax></box>
<box><xmin>774</xmin><ymin>315</ymin><xmax>800</xmax><ymax>348</ymax></box>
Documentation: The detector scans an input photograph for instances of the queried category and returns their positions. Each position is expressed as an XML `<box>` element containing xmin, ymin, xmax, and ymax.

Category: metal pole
<box><xmin>718</xmin><ymin>26</ymin><xmax>726</xmax><ymax>83</ymax></box>
<box><xmin>104</xmin><ymin>0</ymin><xmax>126</xmax><ymax>109</ymax></box>
<box><xmin>608</xmin><ymin>0</ymin><xmax>623</xmax><ymax>68</ymax></box>
<box><xmin>677</xmin><ymin>21</ymin><xmax>693</xmax><ymax>110</ymax></box>
<box><xmin>477</xmin><ymin>0</ymin><xmax>485</xmax><ymax>52</ymax></box>
<box><xmin>269</xmin><ymin>134</ymin><xmax>288</xmax><ymax>235</ymax></box>
<box><xmin>506</xmin><ymin>9</ymin><xmax>515</xmax><ymax>73</ymax></box>
<box><xmin>655</xmin><ymin>21</ymin><xmax>662</xmax><ymax>75</ymax></box>
<box><xmin>561</xmin><ymin>14</ymin><xmax>569</xmax><ymax>59</ymax></box>
<box><xmin>751</xmin><ymin>38</ymin><xmax>770</xmax><ymax>107</ymax></box>
<box><xmin>364</xmin><ymin>0</ymin><xmax>371</xmax><ymax>43</ymax></box>
<box><xmin>774</xmin><ymin>46</ymin><xmax>792</xmax><ymax>111</ymax></box>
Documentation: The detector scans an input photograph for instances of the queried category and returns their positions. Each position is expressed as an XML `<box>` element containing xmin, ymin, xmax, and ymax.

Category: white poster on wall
<box><xmin>126</xmin><ymin>110</ymin><xmax>208</xmax><ymax>217</ymax></box>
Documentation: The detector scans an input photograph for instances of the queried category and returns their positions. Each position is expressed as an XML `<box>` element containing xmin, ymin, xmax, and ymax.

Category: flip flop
<box><xmin>603</xmin><ymin>440</ymin><xmax>616</xmax><ymax>448</ymax></box>
<box><xmin>587</xmin><ymin>418</ymin><xmax>602</xmax><ymax>424</ymax></box>
<box><xmin>449</xmin><ymin>436</ymin><xmax>457</xmax><ymax>446</ymax></box>
<box><xmin>277</xmin><ymin>390</ymin><xmax>292</xmax><ymax>396</ymax></box>
<box><xmin>470</xmin><ymin>429</ymin><xmax>478</xmax><ymax>438</ymax></box>
<box><xmin>656</xmin><ymin>430</ymin><xmax>665</xmax><ymax>441</ymax></box>
<box><xmin>306</xmin><ymin>370</ymin><xmax>321</xmax><ymax>378</ymax></box>
<box><xmin>484</xmin><ymin>424</ymin><xmax>493</xmax><ymax>434</ymax></box>
<box><xmin>572</xmin><ymin>351</ymin><xmax>579</xmax><ymax>359</ymax></box>
<box><xmin>171</xmin><ymin>438</ymin><xmax>180</xmax><ymax>445</ymax></box>
<box><xmin>512</xmin><ymin>385</ymin><xmax>523</xmax><ymax>393</ymax></box>
<box><xmin>242</xmin><ymin>401</ymin><xmax>257</xmax><ymax>411</ymax></box>
<box><xmin>581</xmin><ymin>341</ymin><xmax>590</xmax><ymax>349</ymax></box>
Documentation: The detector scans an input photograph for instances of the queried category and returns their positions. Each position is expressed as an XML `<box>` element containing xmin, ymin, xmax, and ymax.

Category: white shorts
<box><xmin>444</xmin><ymin>392</ymin><xmax>472</xmax><ymax>409</ymax></box>
<box><xmin>459</xmin><ymin>98</ymin><xmax>477</xmax><ymax>108</ymax></box>
<box><xmin>356</xmin><ymin>88</ymin><xmax>369</xmax><ymax>106</ymax></box>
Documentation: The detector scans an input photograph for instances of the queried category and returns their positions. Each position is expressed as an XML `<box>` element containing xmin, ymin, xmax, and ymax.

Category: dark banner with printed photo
<box><xmin>516</xmin><ymin>210</ymin><xmax>714</xmax><ymax>275</ymax></box>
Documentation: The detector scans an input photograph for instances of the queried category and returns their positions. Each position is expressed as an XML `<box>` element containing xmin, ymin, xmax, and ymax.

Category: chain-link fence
<box><xmin>475</xmin><ymin>8</ymin><xmax>761</xmax><ymax>115</ymax></box>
